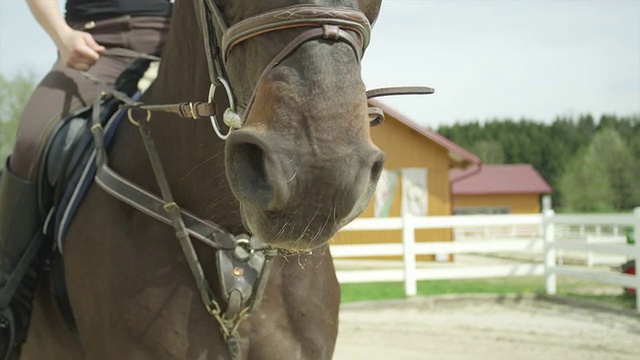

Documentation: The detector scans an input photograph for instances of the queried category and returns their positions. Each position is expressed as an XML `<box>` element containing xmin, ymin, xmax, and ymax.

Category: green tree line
<box><xmin>0</xmin><ymin>72</ymin><xmax>35</xmax><ymax>163</ymax></box>
<box><xmin>438</xmin><ymin>114</ymin><xmax>640</xmax><ymax>212</ymax></box>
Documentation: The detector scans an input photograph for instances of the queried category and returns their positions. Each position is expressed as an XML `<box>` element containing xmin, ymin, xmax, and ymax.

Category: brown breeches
<box><xmin>9</xmin><ymin>15</ymin><xmax>170</xmax><ymax>181</ymax></box>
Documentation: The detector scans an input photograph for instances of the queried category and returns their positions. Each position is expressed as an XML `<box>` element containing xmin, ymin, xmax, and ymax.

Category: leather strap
<box><xmin>222</xmin><ymin>5</ymin><xmax>371</xmax><ymax>63</ymax></box>
<box><xmin>196</xmin><ymin>0</ymin><xmax>226</xmax><ymax>86</ymax></box>
<box><xmin>93</xmin><ymin>163</ymin><xmax>234</xmax><ymax>250</ymax></box>
<box><xmin>78</xmin><ymin>70</ymin><xmax>219</xmax><ymax>121</ymax></box>
<box><xmin>367</xmin><ymin>86</ymin><xmax>435</xmax><ymax>99</ymax></box>
<box><xmin>123</xmin><ymin>102</ymin><xmax>218</xmax><ymax>120</ymax></box>
<box><xmin>366</xmin><ymin>86</ymin><xmax>435</xmax><ymax>126</ymax></box>
<box><xmin>103</xmin><ymin>48</ymin><xmax>161</xmax><ymax>61</ymax></box>
<box><xmin>239</xmin><ymin>25</ymin><xmax>367</xmax><ymax>127</ymax></box>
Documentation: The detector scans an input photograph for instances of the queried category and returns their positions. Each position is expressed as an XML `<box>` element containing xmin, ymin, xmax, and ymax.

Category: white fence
<box><xmin>332</xmin><ymin>208</ymin><xmax>640</xmax><ymax>312</ymax></box>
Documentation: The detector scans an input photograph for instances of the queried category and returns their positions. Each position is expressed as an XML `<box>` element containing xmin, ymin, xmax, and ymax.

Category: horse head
<box><xmin>201</xmin><ymin>1</ymin><xmax>385</xmax><ymax>250</ymax></box>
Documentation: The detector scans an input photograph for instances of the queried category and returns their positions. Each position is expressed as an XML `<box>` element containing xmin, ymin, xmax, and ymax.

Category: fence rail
<box><xmin>333</xmin><ymin>208</ymin><xmax>640</xmax><ymax>312</ymax></box>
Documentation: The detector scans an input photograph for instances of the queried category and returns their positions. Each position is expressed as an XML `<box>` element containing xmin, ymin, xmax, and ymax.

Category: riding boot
<box><xmin>0</xmin><ymin>158</ymin><xmax>46</xmax><ymax>360</ymax></box>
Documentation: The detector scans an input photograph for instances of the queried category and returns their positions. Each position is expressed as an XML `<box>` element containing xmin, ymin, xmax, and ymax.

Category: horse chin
<box><xmin>240</xmin><ymin>207</ymin><xmax>334</xmax><ymax>251</ymax></box>
<box><xmin>239</xmin><ymin>183</ymin><xmax>376</xmax><ymax>251</ymax></box>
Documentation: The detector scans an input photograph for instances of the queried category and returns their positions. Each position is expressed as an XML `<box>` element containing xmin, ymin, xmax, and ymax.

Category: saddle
<box><xmin>36</xmin><ymin>58</ymin><xmax>154</xmax><ymax>332</ymax></box>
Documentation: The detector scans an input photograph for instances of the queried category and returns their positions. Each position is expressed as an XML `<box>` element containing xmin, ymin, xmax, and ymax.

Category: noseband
<box><xmin>221</xmin><ymin>6</ymin><xmax>371</xmax><ymax>62</ymax></box>
<box><xmin>196</xmin><ymin>2</ymin><xmax>377</xmax><ymax>139</ymax></box>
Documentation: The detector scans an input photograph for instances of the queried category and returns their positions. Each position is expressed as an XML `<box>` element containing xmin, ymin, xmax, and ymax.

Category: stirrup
<box><xmin>0</xmin><ymin>307</ymin><xmax>16</xmax><ymax>360</ymax></box>
<box><xmin>0</xmin><ymin>232</ymin><xmax>45</xmax><ymax>309</ymax></box>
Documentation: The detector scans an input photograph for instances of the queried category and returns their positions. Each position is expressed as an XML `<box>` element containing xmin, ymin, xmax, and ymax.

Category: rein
<box><xmin>83</xmin><ymin>2</ymin><xmax>434</xmax><ymax>359</ymax></box>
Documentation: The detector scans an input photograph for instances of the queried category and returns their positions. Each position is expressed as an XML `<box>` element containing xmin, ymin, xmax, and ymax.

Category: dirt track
<box><xmin>334</xmin><ymin>295</ymin><xmax>640</xmax><ymax>360</ymax></box>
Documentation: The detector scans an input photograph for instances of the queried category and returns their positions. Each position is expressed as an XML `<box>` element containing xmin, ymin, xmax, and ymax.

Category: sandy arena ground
<box><xmin>334</xmin><ymin>295</ymin><xmax>640</xmax><ymax>360</ymax></box>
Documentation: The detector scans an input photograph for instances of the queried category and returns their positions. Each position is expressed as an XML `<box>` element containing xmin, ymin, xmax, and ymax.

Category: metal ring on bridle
<box><xmin>127</xmin><ymin>108</ymin><xmax>151</xmax><ymax>127</ymax></box>
<box><xmin>208</xmin><ymin>77</ymin><xmax>236</xmax><ymax>140</ymax></box>
<box><xmin>232</xmin><ymin>236</ymin><xmax>254</xmax><ymax>262</ymax></box>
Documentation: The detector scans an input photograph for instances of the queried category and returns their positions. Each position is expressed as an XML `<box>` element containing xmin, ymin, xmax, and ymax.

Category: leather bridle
<box><xmin>84</xmin><ymin>2</ymin><xmax>433</xmax><ymax>359</ymax></box>
<box><xmin>196</xmin><ymin>2</ymin><xmax>371</xmax><ymax>139</ymax></box>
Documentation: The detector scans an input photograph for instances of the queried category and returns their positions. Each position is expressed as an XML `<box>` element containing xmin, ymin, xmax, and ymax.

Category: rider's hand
<box><xmin>57</xmin><ymin>29</ymin><xmax>105</xmax><ymax>71</ymax></box>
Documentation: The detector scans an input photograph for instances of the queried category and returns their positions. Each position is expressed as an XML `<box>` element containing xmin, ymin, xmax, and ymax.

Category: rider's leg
<box><xmin>0</xmin><ymin>58</ymin><xmax>106</xmax><ymax>359</ymax></box>
<box><xmin>0</xmin><ymin>159</ymin><xmax>46</xmax><ymax>360</ymax></box>
<box><xmin>0</xmin><ymin>15</ymin><xmax>170</xmax><ymax>358</ymax></box>
<box><xmin>0</xmin><ymin>62</ymin><xmax>121</xmax><ymax>359</ymax></box>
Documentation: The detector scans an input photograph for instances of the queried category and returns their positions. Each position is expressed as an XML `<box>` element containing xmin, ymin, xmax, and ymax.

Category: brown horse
<box><xmin>21</xmin><ymin>0</ymin><xmax>386</xmax><ymax>359</ymax></box>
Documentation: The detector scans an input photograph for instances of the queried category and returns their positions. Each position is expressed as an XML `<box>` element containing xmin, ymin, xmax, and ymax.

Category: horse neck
<box><xmin>152</xmin><ymin>1</ymin><xmax>210</xmax><ymax>105</ymax></box>
<box><xmin>109</xmin><ymin>2</ymin><xmax>241</xmax><ymax>230</ymax></box>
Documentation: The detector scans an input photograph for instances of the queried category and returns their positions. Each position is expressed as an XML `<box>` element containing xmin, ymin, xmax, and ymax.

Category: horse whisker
<box><xmin>177</xmin><ymin>152</ymin><xmax>223</xmax><ymax>181</ymax></box>
<box><xmin>268</xmin><ymin>171</ymin><xmax>297</xmax><ymax>184</ymax></box>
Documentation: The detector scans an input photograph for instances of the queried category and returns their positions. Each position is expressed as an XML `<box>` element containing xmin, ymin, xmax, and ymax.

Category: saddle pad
<box><xmin>53</xmin><ymin>93</ymin><xmax>140</xmax><ymax>252</ymax></box>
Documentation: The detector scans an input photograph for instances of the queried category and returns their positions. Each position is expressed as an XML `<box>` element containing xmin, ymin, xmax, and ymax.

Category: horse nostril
<box><xmin>370</xmin><ymin>151</ymin><xmax>386</xmax><ymax>183</ymax></box>
<box><xmin>227</xmin><ymin>142</ymin><xmax>272</xmax><ymax>207</ymax></box>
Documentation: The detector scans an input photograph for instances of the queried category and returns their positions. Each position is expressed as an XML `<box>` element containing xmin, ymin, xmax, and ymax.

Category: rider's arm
<box><xmin>26</xmin><ymin>0</ymin><xmax>105</xmax><ymax>70</ymax></box>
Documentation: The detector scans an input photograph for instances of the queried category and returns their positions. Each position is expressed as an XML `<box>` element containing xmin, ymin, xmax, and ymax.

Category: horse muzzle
<box><xmin>225</xmin><ymin>128</ymin><xmax>384</xmax><ymax>250</ymax></box>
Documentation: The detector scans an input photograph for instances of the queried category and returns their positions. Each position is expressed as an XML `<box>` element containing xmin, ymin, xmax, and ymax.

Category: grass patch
<box><xmin>340</xmin><ymin>275</ymin><xmax>636</xmax><ymax>311</ymax></box>
<box><xmin>341</xmin><ymin>276</ymin><xmax>544</xmax><ymax>303</ymax></box>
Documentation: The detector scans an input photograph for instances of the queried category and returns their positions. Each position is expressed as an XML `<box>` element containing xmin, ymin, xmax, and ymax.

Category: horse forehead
<box><xmin>214</xmin><ymin>0</ymin><xmax>378</xmax><ymax>24</ymax></box>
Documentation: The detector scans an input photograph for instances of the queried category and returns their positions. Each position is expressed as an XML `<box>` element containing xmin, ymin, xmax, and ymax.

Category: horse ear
<box><xmin>357</xmin><ymin>0</ymin><xmax>382</xmax><ymax>26</ymax></box>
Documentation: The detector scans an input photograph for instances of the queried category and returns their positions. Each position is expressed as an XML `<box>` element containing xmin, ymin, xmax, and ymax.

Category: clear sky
<box><xmin>1</xmin><ymin>0</ymin><xmax>638</xmax><ymax>128</ymax></box>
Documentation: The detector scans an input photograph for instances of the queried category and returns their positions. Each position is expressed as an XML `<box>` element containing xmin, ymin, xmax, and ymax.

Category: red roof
<box><xmin>369</xmin><ymin>99</ymin><xmax>481</xmax><ymax>168</ymax></box>
<box><xmin>450</xmin><ymin>164</ymin><xmax>552</xmax><ymax>195</ymax></box>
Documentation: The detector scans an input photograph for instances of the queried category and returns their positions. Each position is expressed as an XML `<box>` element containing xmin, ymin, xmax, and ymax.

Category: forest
<box><xmin>438</xmin><ymin>113</ymin><xmax>640</xmax><ymax>212</ymax></box>
<box><xmin>1</xmin><ymin>72</ymin><xmax>639</xmax><ymax>212</ymax></box>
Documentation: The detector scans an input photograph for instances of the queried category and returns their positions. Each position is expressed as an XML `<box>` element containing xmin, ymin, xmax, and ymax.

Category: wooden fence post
<box><xmin>543</xmin><ymin>209</ymin><xmax>557</xmax><ymax>295</ymax></box>
<box><xmin>587</xmin><ymin>225</ymin><xmax>601</xmax><ymax>268</ymax></box>
<box><xmin>402</xmin><ymin>213</ymin><xmax>417</xmax><ymax>297</ymax></box>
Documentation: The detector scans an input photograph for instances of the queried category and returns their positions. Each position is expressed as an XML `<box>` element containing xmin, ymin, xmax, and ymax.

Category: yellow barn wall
<box><xmin>453</xmin><ymin>193</ymin><xmax>542</xmax><ymax>214</ymax></box>
<box><xmin>334</xmin><ymin>114</ymin><xmax>453</xmax><ymax>259</ymax></box>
